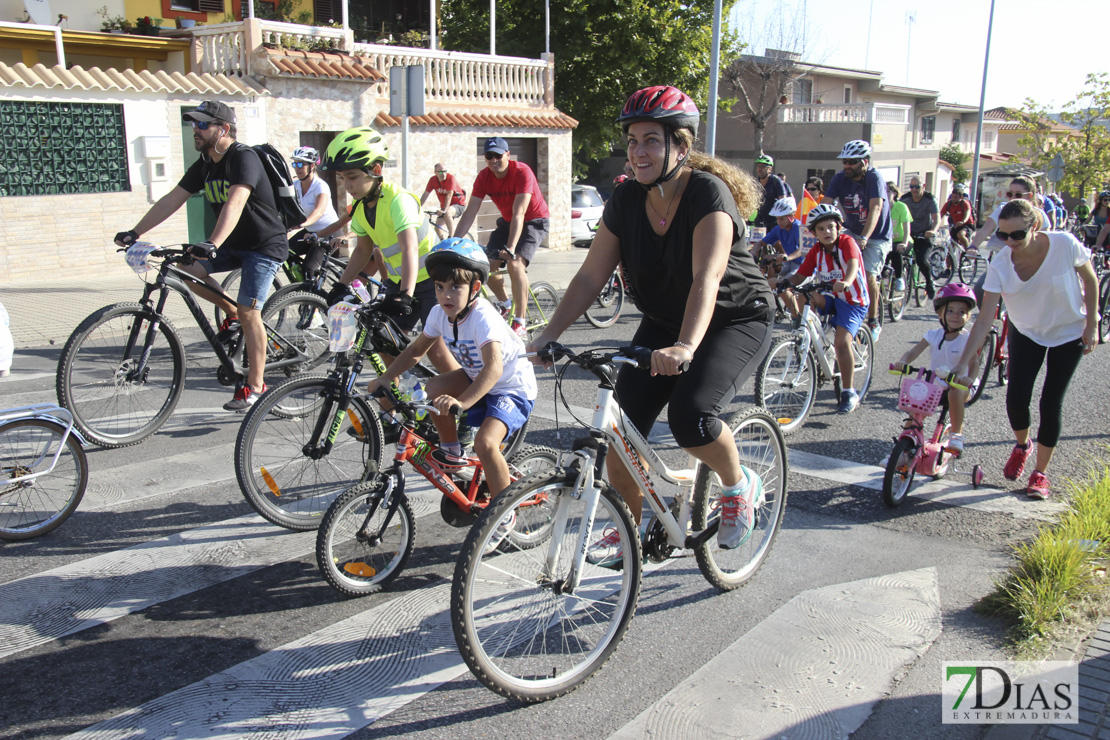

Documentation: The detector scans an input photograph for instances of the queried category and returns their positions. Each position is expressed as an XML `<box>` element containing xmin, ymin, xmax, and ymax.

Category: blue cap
<box><xmin>484</xmin><ymin>137</ymin><xmax>509</xmax><ymax>155</ymax></box>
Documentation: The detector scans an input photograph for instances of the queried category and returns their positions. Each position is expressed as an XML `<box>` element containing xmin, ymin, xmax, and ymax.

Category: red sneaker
<box><xmin>1003</xmin><ymin>442</ymin><xmax>1032</xmax><ymax>481</ymax></box>
<box><xmin>223</xmin><ymin>383</ymin><xmax>267</xmax><ymax>411</ymax></box>
<box><xmin>1027</xmin><ymin>471</ymin><xmax>1050</xmax><ymax>500</ymax></box>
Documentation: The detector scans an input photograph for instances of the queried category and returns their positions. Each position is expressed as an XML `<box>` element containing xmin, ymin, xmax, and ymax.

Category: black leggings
<box><xmin>1006</xmin><ymin>326</ymin><xmax>1085</xmax><ymax>448</ymax></box>
<box><xmin>616</xmin><ymin>312</ymin><xmax>773</xmax><ymax>448</ymax></box>
<box><xmin>912</xmin><ymin>235</ymin><xmax>935</xmax><ymax>295</ymax></box>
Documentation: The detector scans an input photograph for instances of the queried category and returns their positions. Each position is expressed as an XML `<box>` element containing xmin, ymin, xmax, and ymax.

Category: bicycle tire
<box><xmin>501</xmin><ymin>445</ymin><xmax>560</xmax><ymax>550</ymax></box>
<box><xmin>0</xmin><ymin>418</ymin><xmax>88</xmax><ymax>540</ymax></box>
<box><xmin>887</xmin><ymin>273</ymin><xmax>907</xmax><ymax>322</ymax></box>
<box><xmin>584</xmin><ymin>272</ymin><xmax>625</xmax><ymax>328</ymax></box>
<box><xmin>1099</xmin><ymin>275</ymin><xmax>1110</xmax><ymax>344</ymax></box>
<box><xmin>753</xmin><ymin>336</ymin><xmax>816</xmax><ymax>435</ymax></box>
<box><xmin>832</xmin><ymin>324</ymin><xmax>874</xmax><ymax>402</ymax></box>
<box><xmin>928</xmin><ymin>245</ymin><xmax>953</xmax><ymax>284</ymax></box>
<box><xmin>911</xmin><ymin>263</ymin><xmax>925</xmax><ymax>308</ymax></box>
<box><xmin>882</xmin><ymin>437</ymin><xmax>917</xmax><ymax>508</ymax></box>
<box><xmin>525</xmin><ymin>282</ymin><xmax>560</xmax><ymax>338</ymax></box>
<box><xmin>235</xmin><ymin>375</ymin><xmax>385</xmax><ymax>531</ymax></box>
<box><xmin>215</xmin><ymin>268</ymin><xmax>285</xmax><ymax>327</ymax></box>
<box><xmin>997</xmin><ymin>355</ymin><xmax>1009</xmax><ymax>386</ymax></box>
<box><xmin>260</xmin><ymin>290</ymin><xmax>332</xmax><ymax>381</ymax></box>
<box><xmin>692</xmin><ymin>406</ymin><xmax>788</xmax><ymax>591</ymax></box>
<box><xmin>451</xmin><ymin>469</ymin><xmax>641</xmax><ymax>703</ymax></box>
<box><xmin>958</xmin><ymin>254</ymin><xmax>983</xmax><ymax>284</ymax></box>
<box><xmin>315</xmin><ymin>478</ymin><xmax>416</xmax><ymax>597</ymax></box>
<box><xmin>56</xmin><ymin>303</ymin><xmax>186</xmax><ymax>448</ymax></box>
<box><xmin>965</xmin><ymin>332</ymin><xmax>994</xmax><ymax>407</ymax></box>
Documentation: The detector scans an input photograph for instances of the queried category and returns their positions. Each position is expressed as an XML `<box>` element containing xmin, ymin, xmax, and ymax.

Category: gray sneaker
<box><xmin>718</xmin><ymin>466</ymin><xmax>764</xmax><ymax>549</ymax></box>
<box><xmin>837</xmin><ymin>388</ymin><xmax>860</xmax><ymax>413</ymax></box>
<box><xmin>223</xmin><ymin>383</ymin><xmax>267</xmax><ymax>411</ymax></box>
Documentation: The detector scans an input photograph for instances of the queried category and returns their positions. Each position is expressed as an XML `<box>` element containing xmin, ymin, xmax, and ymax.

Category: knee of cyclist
<box><xmin>669</xmin><ymin>410</ymin><xmax>723</xmax><ymax>449</ymax></box>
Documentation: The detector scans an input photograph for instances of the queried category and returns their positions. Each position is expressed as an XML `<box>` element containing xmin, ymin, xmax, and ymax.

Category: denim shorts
<box><xmin>817</xmin><ymin>295</ymin><xmax>868</xmax><ymax>336</ymax></box>
<box><xmin>202</xmin><ymin>249</ymin><xmax>283</xmax><ymax>310</ymax></box>
<box><xmin>466</xmin><ymin>392</ymin><xmax>534</xmax><ymax>439</ymax></box>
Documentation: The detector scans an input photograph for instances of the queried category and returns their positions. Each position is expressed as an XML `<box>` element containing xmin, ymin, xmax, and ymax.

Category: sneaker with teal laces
<box><xmin>718</xmin><ymin>466</ymin><xmax>764</xmax><ymax>550</ymax></box>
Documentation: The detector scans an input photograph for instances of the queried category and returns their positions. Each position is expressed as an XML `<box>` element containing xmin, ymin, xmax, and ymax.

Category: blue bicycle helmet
<box><xmin>425</xmin><ymin>237</ymin><xmax>490</xmax><ymax>283</ymax></box>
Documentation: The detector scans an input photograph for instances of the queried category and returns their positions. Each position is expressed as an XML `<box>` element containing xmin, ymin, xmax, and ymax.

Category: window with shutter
<box><xmin>314</xmin><ymin>0</ymin><xmax>342</xmax><ymax>23</ymax></box>
<box><xmin>199</xmin><ymin>0</ymin><xmax>224</xmax><ymax>12</ymax></box>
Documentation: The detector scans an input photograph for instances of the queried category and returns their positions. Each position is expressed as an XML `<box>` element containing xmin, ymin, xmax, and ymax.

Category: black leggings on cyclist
<box><xmin>1005</xmin><ymin>326</ymin><xmax>1085</xmax><ymax>448</ymax></box>
<box><xmin>288</xmin><ymin>230</ymin><xmax>331</xmax><ymax>276</ymax></box>
<box><xmin>616</xmin><ymin>311</ymin><xmax>772</xmax><ymax>449</ymax></box>
<box><xmin>911</xmin><ymin>235</ymin><xmax>935</xmax><ymax>296</ymax></box>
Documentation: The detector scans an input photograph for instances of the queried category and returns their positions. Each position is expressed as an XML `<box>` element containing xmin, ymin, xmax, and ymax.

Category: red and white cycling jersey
<box><xmin>796</xmin><ymin>233</ymin><xmax>869</xmax><ymax>306</ymax></box>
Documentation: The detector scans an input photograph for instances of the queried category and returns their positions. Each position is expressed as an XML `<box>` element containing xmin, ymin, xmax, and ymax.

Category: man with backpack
<box><xmin>114</xmin><ymin>100</ymin><xmax>291</xmax><ymax>410</ymax></box>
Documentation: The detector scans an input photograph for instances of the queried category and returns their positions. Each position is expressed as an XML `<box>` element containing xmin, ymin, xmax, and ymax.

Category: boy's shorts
<box><xmin>466</xmin><ymin>392</ymin><xmax>534</xmax><ymax>439</ymax></box>
<box><xmin>817</xmin><ymin>295</ymin><xmax>868</xmax><ymax>337</ymax></box>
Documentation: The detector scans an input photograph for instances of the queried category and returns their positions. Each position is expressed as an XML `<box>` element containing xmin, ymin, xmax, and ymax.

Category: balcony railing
<box><xmin>173</xmin><ymin>20</ymin><xmax>552</xmax><ymax>109</ymax></box>
<box><xmin>778</xmin><ymin>102</ymin><xmax>911</xmax><ymax>125</ymax></box>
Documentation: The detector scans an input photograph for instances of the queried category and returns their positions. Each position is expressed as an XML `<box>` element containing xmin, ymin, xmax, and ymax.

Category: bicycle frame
<box><xmin>896</xmin><ymin>403</ymin><xmax>951</xmax><ymax>477</ymax></box>
<box><xmin>0</xmin><ymin>404</ymin><xmax>86</xmax><ymax>486</ymax></box>
<box><xmin>788</xmin><ymin>300</ymin><xmax>839</xmax><ymax>382</ymax></box>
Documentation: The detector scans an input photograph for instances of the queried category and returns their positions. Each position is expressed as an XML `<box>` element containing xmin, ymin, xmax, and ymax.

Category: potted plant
<box><xmin>175</xmin><ymin>16</ymin><xmax>196</xmax><ymax>29</ymax></box>
<box><xmin>96</xmin><ymin>5</ymin><xmax>132</xmax><ymax>33</ymax></box>
<box><xmin>134</xmin><ymin>16</ymin><xmax>161</xmax><ymax>36</ymax></box>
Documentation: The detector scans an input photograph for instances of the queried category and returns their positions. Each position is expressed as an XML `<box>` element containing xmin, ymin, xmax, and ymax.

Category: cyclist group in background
<box><xmin>111</xmin><ymin>84</ymin><xmax>1104</xmax><ymax>561</ymax></box>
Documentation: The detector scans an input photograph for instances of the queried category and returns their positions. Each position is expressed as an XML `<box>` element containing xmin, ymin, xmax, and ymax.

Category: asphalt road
<box><xmin>0</xmin><ymin>293</ymin><xmax>1105</xmax><ymax>740</ymax></box>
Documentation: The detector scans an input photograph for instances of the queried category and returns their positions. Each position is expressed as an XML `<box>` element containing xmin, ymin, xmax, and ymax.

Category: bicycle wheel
<box><xmin>584</xmin><ymin>272</ymin><xmax>625</xmax><ymax>328</ymax></box>
<box><xmin>928</xmin><ymin>245</ymin><xmax>953</xmax><ymax>284</ymax></box>
<box><xmin>260</xmin><ymin>290</ymin><xmax>332</xmax><ymax>381</ymax></box>
<box><xmin>503</xmin><ymin>445</ymin><xmax>560</xmax><ymax>550</ymax></box>
<box><xmin>887</xmin><ymin>272</ymin><xmax>907</xmax><ymax>322</ymax></box>
<box><xmin>753</xmin><ymin>336</ymin><xmax>816</xmax><ymax>435</ymax></box>
<box><xmin>235</xmin><ymin>375</ymin><xmax>385</xmax><ymax>530</ymax></box>
<box><xmin>1099</xmin><ymin>275</ymin><xmax>1110</xmax><ymax>344</ymax></box>
<box><xmin>882</xmin><ymin>438</ymin><xmax>917</xmax><ymax>508</ymax></box>
<box><xmin>215</xmin><ymin>268</ymin><xmax>286</xmax><ymax>326</ymax></box>
<box><xmin>911</xmin><ymin>263</ymin><xmax>925</xmax><ymax>308</ymax></box>
<box><xmin>525</xmin><ymin>282</ymin><xmax>560</xmax><ymax>338</ymax></box>
<box><xmin>692</xmin><ymin>406</ymin><xmax>788</xmax><ymax>591</ymax></box>
<box><xmin>832</xmin><ymin>324</ymin><xmax>874</xmax><ymax>402</ymax></box>
<box><xmin>0</xmin><ymin>419</ymin><xmax>88</xmax><ymax>540</ymax></box>
<box><xmin>315</xmin><ymin>477</ymin><xmax>416</xmax><ymax>597</ymax></box>
<box><xmin>958</xmin><ymin>254</ymin><xmax>983</xmax><ymax>284</ymax></box>
<box><xmin>56</xmin><ymin>303</ymin><xmax>186</xmax><ymax>448</ymax></box>
<box><xmin>451</xmin><ymin>470</ymin><xmax>641</xmax><ymax>703</ymax></box>
<box><xmin>965</xmin><ymin>332</ymin><xmax>994</xmax><ymax>407</ymax></box>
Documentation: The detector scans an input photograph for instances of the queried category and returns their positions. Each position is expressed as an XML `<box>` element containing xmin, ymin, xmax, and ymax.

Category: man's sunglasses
<box><xmin>909</xmin><ymin>184</ymin><xmax>921</xmax><ymax>189</ymax></box>
<box><xmin>190</xmin><ymin>120</ymin><xmax>221</xmax><ymax>131</ymax></box>
<box><xmin>805</xmin><ymin>187</ymin><xmax>820</xmax><ymax>193</ymax></box>
<box><xmin>842</xmin><ymin>158</ymin><xmax>862</xmax><ymax>165</ymax></box>
<box><xmin>995</xmin><ymin>228</ymin><xmax>1029</xmax><ymax>242</ymax></box>
<box><xmin>484</xmin><ymin>152</ymin><xmax>503</xmax><ymax>161</ymax></box>
<box><xmin>1006</xmin><ymin>191</ymin><xmax>1030</xmax><ymax>199</ymax></box>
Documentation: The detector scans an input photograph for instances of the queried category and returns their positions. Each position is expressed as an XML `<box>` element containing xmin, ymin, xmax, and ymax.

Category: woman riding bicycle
<box><xmin>288</xmin><ymin>146</ymin><xmax>340</xmax><ymax>276</ymax></box>
<box><xmin>529</xmin><ymin>85</ymin><xmax>773</xmax><ymax>550</ymax></box>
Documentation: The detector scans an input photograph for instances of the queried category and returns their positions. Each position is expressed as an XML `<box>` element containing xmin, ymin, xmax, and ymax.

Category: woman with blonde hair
<box><xmin>530</xmin><ymin>85</ymin><xmax>773</xmax><ymax>553</ymax></box>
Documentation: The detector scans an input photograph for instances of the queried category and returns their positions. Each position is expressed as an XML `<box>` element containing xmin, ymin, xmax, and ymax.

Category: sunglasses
<box><xmin>805</xmin><ymin>187</ymin><xmax>820</xmax><ymax>193</ymax></box>
<box><xmin>995</xmin><ymin>228</ymin><xmax>1029</xmax><ymax>242</ymax></box>
<box><xmin>292</xmin><ymin>162</ymin><xmax>310</xmax><ymax>169</ymax></box>
<box><xmin>909</xmin><ymin>184</ymin><xmax>921</xmax><ymax>189</ymax></box>
<box><xmin>842</xmin><ymin>158</ymin><xmax>862</xmax><ymax>166</ymax></box>
<box><xmin>434</xmin><ymin>170</ymin><xmax>446</xmax><ymax>174</ymax></box>
<box><xmin>190</xmin><ymin>120</ymin><xmax>217</xmax><ymax>130</ymax></box>
<box><xmin>1006</xmin><ymin>191</ymin><xmax>1030</xmax><ymax>199</ymax></box>
<box><xmin>484</xmin><ymin>153</ymin><xmax>503</xmax><ymax>161</ymax></box>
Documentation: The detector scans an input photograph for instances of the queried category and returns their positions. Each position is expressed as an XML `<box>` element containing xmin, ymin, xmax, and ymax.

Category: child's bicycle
<box><xmin>234</xmin><ymin>290</ymin><xmax>531</xmax><ymax>531</ymax></box>
<box><xmin>315</xmin><ymin>385</ymin><xmax>557</xmax><ymax>597</ymax></box>
<box><xmin>56</xmin><ymin>244</ymin><xmax>332</xmax><ymax>448</ymax></box>
<box><xmin>883</xmin><ymin>364</ymin><xmax>984</xmax><ymax>508</ymax></box>
<box><xmin>754</xmin><ymin>281</ymin><xmax>875</xmax><ymax>434</ymax></box>
<box><xmin>0</xmin><ymin>403</ymin><xmax>88</xmax><ymax>540</ymax></box>
<box><xmin>450</xmin><ymin>343</ymin><xmax>788</xmax><ymax>702</ymax></box>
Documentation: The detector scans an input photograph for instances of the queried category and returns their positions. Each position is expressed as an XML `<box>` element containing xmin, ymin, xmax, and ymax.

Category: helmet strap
<box><xmin>637</xmin><ymin>128</ymin><xmax>689</xmax><ymax>192</ymax></box>
<box><xmin>449</xmin><ymin>281</ymin><xmax>481</xmax><ymax>344</ymax></box>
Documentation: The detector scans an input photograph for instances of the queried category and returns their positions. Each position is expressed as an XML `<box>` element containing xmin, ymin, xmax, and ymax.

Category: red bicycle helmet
<box><xmin>617</xmin><ymin>86</ymin><xmax>701</xmax><ymax>133</ymax></box>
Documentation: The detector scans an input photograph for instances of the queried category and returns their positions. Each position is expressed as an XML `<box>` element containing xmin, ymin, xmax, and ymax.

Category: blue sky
<box><xmin>728</xmin><ymin>0</ymin><xmax>1102</xmax><ymax>111</ymax></box>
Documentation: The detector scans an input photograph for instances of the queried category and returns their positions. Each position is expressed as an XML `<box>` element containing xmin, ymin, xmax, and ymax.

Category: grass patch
<box><xmin>979</xmin><ymin>464</ymin><xmax>1110</xmax><ymax>657</ymax></box>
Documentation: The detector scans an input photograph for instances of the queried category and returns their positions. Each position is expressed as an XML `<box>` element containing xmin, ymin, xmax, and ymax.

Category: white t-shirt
<box><xmin>297</xmin><ymin>176</ymin><xmax>339</xmax><ymax>232</ymax></box>
<box><xmin>983</xmin><ymin>231</ymin><xmax>1091</xmax><ymax>346</ymax></box>
<box><xmin>423</xmin><ymin>297</ymin><xmax>537</xmax><ymax>400</ymax></box>
<box><xmin>924</xmin><ymin>327</ymin><xmax>970</xmax><ymax>376</ymax></box>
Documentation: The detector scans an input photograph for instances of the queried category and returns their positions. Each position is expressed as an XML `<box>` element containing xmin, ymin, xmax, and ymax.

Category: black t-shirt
<box><xmin>756</xmin><ymin>174</ymin><xmax>787</xmax><ymax>230</ymax></box>
<box><xmin>899</xmin><ymin>192</ymin><xmax>939</xmax><ymax>238</ymax></box>
<box><xmin>601</xmin><ymin>169</ymin><xmax>772</xmax><ymax>332</ymax></box>
<box><xmin>178</xmin><ymin>143</ymin><xmax>289</xmax><ymax>260</ymax></box>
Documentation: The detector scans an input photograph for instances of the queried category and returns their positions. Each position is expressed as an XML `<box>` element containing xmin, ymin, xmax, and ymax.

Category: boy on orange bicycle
<box><xmin>892</xmin><ymin>283</ymin><xmax>978</xmax><ymax>454</ymax></box>
<box><xmin>367</xmin><ymin>238</ymin><xmax>536</xmax><ymax>508</ymax></box>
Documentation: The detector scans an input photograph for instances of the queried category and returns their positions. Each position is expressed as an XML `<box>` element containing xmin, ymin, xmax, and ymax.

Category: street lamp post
<box><xmin>970</xmin><ymin>0</ymin><xmax>997</xmax><ymax>212</ymax></box>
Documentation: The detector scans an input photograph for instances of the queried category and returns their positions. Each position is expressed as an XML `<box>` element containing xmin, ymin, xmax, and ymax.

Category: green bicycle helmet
<box><xmin>321</xmin><ymin>127</ymin><xmax>389</xmax><ymax>172</ymax></box>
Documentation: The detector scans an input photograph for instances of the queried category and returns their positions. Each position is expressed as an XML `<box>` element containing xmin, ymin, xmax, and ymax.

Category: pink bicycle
<box><xmin>883</xmin><ymin>364</ymin><xmax>984</xmax><ymax>508</ymax></box>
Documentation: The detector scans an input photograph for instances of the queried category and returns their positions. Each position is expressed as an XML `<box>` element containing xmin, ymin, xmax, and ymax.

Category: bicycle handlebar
<box><xmin>370</xmin><ymin>386</ymin><xmax>461</xmax><ymax>418</ymax></box>
<box><xmin>888</xmin><ymin>363</ymin><xmax>968</xmax><ymax>392</ymax></box>
<box><xmin>539</xmin><ymin>342</ymin><xmax>690</xmax><ymax>375</ymax></box>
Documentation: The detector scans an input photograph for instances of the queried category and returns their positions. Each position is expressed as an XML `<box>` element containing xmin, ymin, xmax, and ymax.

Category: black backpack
<box><xmin>248</xmin><ymin>143</ymin><xmax>308</xmax><ymax>230</ymax></box>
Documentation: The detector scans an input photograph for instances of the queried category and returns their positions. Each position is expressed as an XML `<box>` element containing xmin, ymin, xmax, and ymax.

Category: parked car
<box><xmin>571</xmin><ymin>183</ymin><xmax>604</xmax><ymax>247</ymax></box>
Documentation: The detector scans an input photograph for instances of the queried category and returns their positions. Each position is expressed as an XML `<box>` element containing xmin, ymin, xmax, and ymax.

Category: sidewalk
<box><xmin>0</xmin><ymin>246</ymin><xmax>589</xmax><ymax>351</ymax></box>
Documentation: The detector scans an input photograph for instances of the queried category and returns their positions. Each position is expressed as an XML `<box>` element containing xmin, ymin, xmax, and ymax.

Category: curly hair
<box><xmin>673</xmin><ymin>128</ymin><xmax>762</xmax><ymax>217</ymax></box>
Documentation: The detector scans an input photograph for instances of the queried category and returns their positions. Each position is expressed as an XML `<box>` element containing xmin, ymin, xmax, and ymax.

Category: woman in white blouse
<box><xmin>954</xmin><ymin>198</ymin><xmax>1098</xmax><ymax>500</ymax></box>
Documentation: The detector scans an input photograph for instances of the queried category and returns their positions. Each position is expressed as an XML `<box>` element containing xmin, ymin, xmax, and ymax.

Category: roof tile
<box><xmin>0</xmin><ymin>62</ymin><xmax>266</xmax><ymax>97</ymax></box>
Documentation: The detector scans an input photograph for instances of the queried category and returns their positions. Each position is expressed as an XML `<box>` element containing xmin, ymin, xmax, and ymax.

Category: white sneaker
<box><xmin>483</xmin><ymin>510</ymin><xmax>517</xmax><ymax>555</ymax></box>
<box><xmin>585</xmin><ymin>526</ymin><xmax>624</xmax><ymax>567</ymax></box>
<box><xmin>718</xmin><ymin>466</ymin><xmax>764</xmax><ymax>550</ymax></box>
<box><xmin>946</xmin><ymin>433</ymin><xmax>965</xmax><ymax>456</ymax></box>
<box><xmin>894</xmin><ymin>277</ymin><xmax>906</xmax><ymax>292</ymax></box>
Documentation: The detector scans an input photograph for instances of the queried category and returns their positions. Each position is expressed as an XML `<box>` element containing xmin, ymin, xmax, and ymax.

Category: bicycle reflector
<box><xmin>328</xmin><ymin>302</ymin><xmax>358</xmax><ymax>353</ymax></box>
<box><xmin>124</xmin><ymin>242</ymin><xmax>158</xmax><ymax>274</ymax></box>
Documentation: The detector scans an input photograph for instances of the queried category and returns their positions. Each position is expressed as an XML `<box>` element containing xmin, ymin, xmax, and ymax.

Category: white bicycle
<box><xmin>450</xmin><ymin>343</ymin><xmax>788</xmax><ymax>702</ymax></box>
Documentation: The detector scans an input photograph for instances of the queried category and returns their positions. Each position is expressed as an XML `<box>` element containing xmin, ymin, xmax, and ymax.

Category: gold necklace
<box><xmin>646</xmin><ymin>176</ymin><xmax>685</xmax><ymax>228</ymax></box>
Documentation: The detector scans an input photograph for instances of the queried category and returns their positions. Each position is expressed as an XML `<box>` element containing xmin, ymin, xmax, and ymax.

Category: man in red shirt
<box><xmin>418</xmin><ymin>162</ymin><xmax>467</xmax><ymax>238</ymax></box>
<box><xmin>453</xmin><ymin>137</ymin><xmax>551</xmax><ymax>338</ymax></box>
<box><xmin>940</xmin><ymin>185</ymin><xmax>974</xmax><ymax>248</ymax></box>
